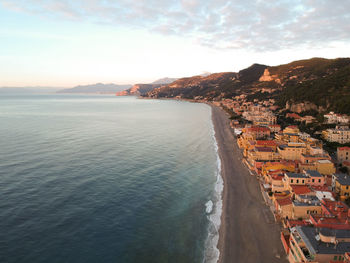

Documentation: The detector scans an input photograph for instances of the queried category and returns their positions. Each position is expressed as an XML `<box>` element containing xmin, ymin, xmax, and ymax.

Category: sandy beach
<box><xmin>211</xmin><ymin>105</ymin><xmax>288</xmax><ymax>263</ymax></box>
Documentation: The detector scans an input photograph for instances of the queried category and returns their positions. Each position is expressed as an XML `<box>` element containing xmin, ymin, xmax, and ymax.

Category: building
<box><xmin>309</xmin><ymin>199</ymin><xmax>350</xmax><ymax>230</ymax></box>
<box><xmin>324</xmin><ymin>112</ymin><xmax>350</xmax><ymax>124</ymax></box>
<box><xmin>278</xmin><ymin>142</ymin><xmax>307</xmax><ymax>161</ymax></box>
<box><xmin>304</xmin><ymin>170</ymin><xmax>325</xmax><ymax>186</ymax></box>
<box><xmin>283</xmin><ymin>173</ymin><xmax>309</xmax><ymax>190</ymax></box>
<box><xmin>268</xmin><ymin>124</ymin><xmax>281</xmax><ymax>133</ymax></box>
<box><xmin>275</xmin><ymin>198</ymin><xmax>293</xmax><ymax>219</ymax></box>
<box><xmin>288</xmin><ymin>226</ymin><xmax>350</xmax><ymax>263</ymax></box>
<box><xmin>313</xmin><ymin>160</ymin><xmax>336</xmax><ymax>176</ymax></box>
<box><xmin>338</xmin><ymin>147</ymin><xmax>350</xmax><ymax>164</ymax></box>
<box><xmin>292</xmin><ymin>195</ymin><xmax>321</xmax><ymax>219</ymax></box>
<box><xmin>242</xmin><ymin>126</ymin><xmax>271</xmax><ymax>139</ymax></box>
<box><xmin>322</xmin><ymin>126</ymin><xmax>350</xmax><ymax>144</ymax></box>
<box><xmin>333</xmin><ymin>174</ymin><xmax>350</xmax><ymax>201</ymax></box>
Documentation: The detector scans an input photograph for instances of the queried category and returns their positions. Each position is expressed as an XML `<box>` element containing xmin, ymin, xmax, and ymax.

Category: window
<box><xmin>312</xmin><ymin>179</ymin><xmax>315</xmax><ymax>183</ymax></box>
<box><xmin>296</xmin><ymin>179</ymin><xmax>299</xmax><ymax>183</ymax></box>
<box><xmin>291</xmin><ymin>179</ymin><xmax>294</xmax><ymax>183</ymax></box>
<box><xmin>302</xmin><ymin>180</ymin><xmax>304</xmax><ymax>184</ymax></box>
<box><xmin>319</xmin><ymin>179</ymin><xmax>321</xmax><ymax>183</ymax></box>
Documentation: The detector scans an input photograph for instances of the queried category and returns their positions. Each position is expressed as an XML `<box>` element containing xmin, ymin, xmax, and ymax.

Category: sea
<box><xmin>0</xmin><ymin>94</ymin><xmax>223</xmax><ymax>263</ymax></box>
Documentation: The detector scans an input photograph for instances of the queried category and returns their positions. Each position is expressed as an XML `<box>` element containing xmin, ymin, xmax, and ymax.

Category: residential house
<box><xmin>288</xmin><ymin>226</ymin><xmax>350</xmax><ymax>263</ymax></box>
<box><xmin>338</xmin><ymin>147</ymin><xmax>350</xmax><ymax>164</ymax></box>
<box><xmin>333</xmin><ymin>174</ymin><xmax>350</xmax><ymax>201</ymax></box>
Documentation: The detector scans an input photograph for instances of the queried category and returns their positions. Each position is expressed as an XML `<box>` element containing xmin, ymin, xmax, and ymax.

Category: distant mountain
<box><xmin>144</xmin><ymin>57</ymin><xmax>350</xmax><ymax>114</ymax></box>
<box><xmin>57</xmin><ymin>83</ymin><xmax>132</xmax><ymax>94</ymax></box>
<box><xmin>151</xmin><ymin>77</ymin><xmax>178</xmax><ymax>85</ymax></box>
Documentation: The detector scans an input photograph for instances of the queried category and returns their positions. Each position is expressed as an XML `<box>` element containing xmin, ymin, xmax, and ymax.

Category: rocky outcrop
<box><xmin>285</xmin><ymin>101</ymin><xmax>325</xmax><ymax>113</ymax></box>
<box><xmin>259</xmin><ymin>69</ymin><xmax>281</xmax><ymax>84</ymax></box>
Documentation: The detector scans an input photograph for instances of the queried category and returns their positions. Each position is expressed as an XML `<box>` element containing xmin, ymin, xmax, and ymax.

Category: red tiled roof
<box><xmin>291</xmin><ymin>185</ymin><xmax>312</xmax><ymax>195</ymax></box>
<box><xmin>286</xmin><ymin>220</ymin><xmax>311</xmax><ymax>228</ymax></box>
<box><xmin>310</xmin><ymin>185</ymin><xmax>331</xmax><ymax>192</ymax></box>
<box><xmin>246</xmin><ymin>126</ymin><xmax>271</xmax><ymax>132</ymax></box>
<box><xmin>338</xmin><ymin>146</ymin><xmax>350</xmax><ymax>151</ymax></box>
<box><xmin>286</xmin><ymin>113</ymin><xmax>301</xmax><ymax>119</ymax></box>
<box><xmin>254</xmin><ymin>147</ymin><xmax>274</xmax><ymax>152</ymax></box>
<box><xmin>276</xmin><ymin>198</ymin><xmax>292</xmax><ymax>206</ymax></box>
<box><xmin>271</xmin><ymin>174</ymin><xmax>284</xmax><ymax>180</ymax></box>
<box><xmin>344</xmin><ymin>161</ymin><xmax>350</xmax><ymax>167</ymax></box>
<box><xmin>256</xmin><ymin>140</ymin><xmax>277</xmax><ymax>146</ymax></box>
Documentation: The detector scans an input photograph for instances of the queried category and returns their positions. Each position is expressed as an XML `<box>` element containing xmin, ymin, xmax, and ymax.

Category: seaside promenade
<box><xmin>211</xmin><ymin>106</ymin><xmax>288</xmax><ymax>263</ymax></box>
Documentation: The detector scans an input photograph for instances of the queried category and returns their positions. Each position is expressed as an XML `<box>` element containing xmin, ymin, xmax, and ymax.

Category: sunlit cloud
<box><xmin>1</xmin><ymin>0</ymin><xmax>350</xmax><ymax>51</ymax></box>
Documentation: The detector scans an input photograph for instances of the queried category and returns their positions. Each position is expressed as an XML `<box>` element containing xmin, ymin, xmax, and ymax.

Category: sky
<box><xmin>1</xmin><ymin>0</ymin><xmax>350</xmax><ymax>87</ymax></box>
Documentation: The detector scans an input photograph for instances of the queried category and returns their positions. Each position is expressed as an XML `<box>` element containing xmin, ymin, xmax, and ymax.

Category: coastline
<box><xmin>210</xmin><ymin>105</ymin><xmax>288</xmax><ymax>263</ymax></box>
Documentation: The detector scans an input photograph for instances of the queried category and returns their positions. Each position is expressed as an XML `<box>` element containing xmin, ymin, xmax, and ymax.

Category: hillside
<box><xmin>151</xmin><ymin>77</ymin><xmax>178</xmax><ymax>85</ymax></box>
<box><xmin>144</xmin><ymin>57</ymin><xmax>350</xmax><ymax>114</ymax></box>
<box><xmin>146</xmin><ymin>65</ymin><xmax>267</xmax><ymax>100</ymax></box>
<box><xmin>58</xmin><ymin>83</ymin><xmax>131</xmax><ymax>94</ymax></box>
<box><xmin>116</xmin><ymin>84</ymin><xmax>163</xmax><ymax>96</ymax></box>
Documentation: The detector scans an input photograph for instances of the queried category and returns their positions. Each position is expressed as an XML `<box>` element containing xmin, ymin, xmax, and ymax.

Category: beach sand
<box><xmin>211</xmin><ymin>105</ymin><xmax>288</xmax><ymax>263</ymax></box>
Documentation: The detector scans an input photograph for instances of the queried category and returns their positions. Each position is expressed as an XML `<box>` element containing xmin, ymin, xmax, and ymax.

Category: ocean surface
<box><xmin>0</xmin><ymin>94</ymin><xmax>222</xmax><ymax>263</ymax></box>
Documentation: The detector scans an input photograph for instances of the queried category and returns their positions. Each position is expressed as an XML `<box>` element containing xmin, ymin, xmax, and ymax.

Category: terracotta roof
<box><xmin>246</xmin><ymin>127</ymin><xmax>270</xmax><ymax>132</ymax></box>
<box><xmin>286</xmin><ymin>220</ymin><xmax>311</xmax><ymax>228</ymax></box>
<box><xmin>338</xmin><ymin>146</ymin><xmax>350</xmax><ymax>151</ymax></box>
<box><xmin>276</xmin><ymin>198</ymin><xmax>292</xmax><ymax>206</ymax></box>
<box><xmin>291</xmin><ymin>185</ymin><xmax>312</xmax><ymax>195</ymax></box>
<box><xmin>256</xmin><ymin>140</ymin><xmax>277</xmax><ymax>146</ymax></box>
<box><xmin>254</xmin><ymin>147</ymin><xmax>274</xmax><ymax>152</ymax></box>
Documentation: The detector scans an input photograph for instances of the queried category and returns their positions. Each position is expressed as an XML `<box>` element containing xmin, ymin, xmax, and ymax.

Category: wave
<box><xmin>203</xmin><ymin>108</ymin><xmax>223</xmax><ymax>263</ymax></box>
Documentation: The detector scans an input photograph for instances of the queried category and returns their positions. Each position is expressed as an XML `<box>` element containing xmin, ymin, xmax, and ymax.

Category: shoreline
<box><xmin>210</xmin><ymin>105</ymin><xmax>288</xmax><ymax>263</ymax></box>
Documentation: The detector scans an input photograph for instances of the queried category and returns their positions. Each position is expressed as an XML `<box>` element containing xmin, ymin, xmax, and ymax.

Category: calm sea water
<box><xmin>0</xmin><ymin>94</ymin><xmax>222</xmax><ymax>263</ymax></box>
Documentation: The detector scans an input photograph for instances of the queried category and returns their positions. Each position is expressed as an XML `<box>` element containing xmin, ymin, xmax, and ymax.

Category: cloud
<box><xmin>1</xmin><ymin>0</ymin><xmax>350</xmax><ymax>51</ymax></box>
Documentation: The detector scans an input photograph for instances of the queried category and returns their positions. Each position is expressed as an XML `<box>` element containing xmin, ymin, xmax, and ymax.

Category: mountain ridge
<box><xmin>143</xmin><ymin>57</ymin><xmax>350</xmax><ymax>114</ymax></box>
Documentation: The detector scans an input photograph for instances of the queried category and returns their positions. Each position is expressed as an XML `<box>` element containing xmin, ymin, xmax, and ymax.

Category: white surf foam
<box><xmin>205</xmin><ymin>200</ymin><xmax>214</xmax><ymax>214</ymax></box>
<box><xmin>203</xmin><ymin>108</ymin><xmax>223</xmax><ymax>263</ymax></box>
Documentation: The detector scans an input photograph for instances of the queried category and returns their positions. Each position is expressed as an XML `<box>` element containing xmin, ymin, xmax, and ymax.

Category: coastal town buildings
<box><xmin>324</xmin><ymin>112</ymin><xmax>350</xmax><ymax>124</ymax></box>
<box><xmin>288</xmin><ymin>226</ymin><xmax>350</xmax><ymax>263</ymax></box>
<box><xmin>226</xmin><ymin>94</ymin><xmax>350</xmax><ymax>262</ymax></box>
<box><xmin>338</xmin><ymin>147</ymin><xmax>350</xmax><ymax>164</ymax></box>
<box><xmin>322</xmin><ymin>126</ymin><xmax>350</xmax><ymax>144</ymax></box>
<box><xmin>333</xmin><ymin>174</ymin><xmax>350</xmax><ymax>201</ymax></box>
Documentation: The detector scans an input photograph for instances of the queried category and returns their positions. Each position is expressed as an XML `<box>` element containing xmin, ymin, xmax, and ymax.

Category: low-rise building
<box><xmin>268</xmin><ymin>124</ymin><xmax>281</xmax><ymax>133</ymax></box>
<box><xmin>333</xmin><ymin>173</ymin><xmax>350</xmax><ymax>201</ymax></box>
<box><xmin>322</xmin><ymin>126</ymin><xmax>350</xmax><ymax>144</ymax></box>
<box><xmin>292</xmin><ymin>195</ymin><xmax>321</xmax><ymax>219</ymax></box>
<box><xmin>278</xmin><ymin>142</ymin><xmax>307</xmax><ymax>161</ymax></box>
<box><xmin>338</xmin><ymin>146</ymin><xmax>350</xmax><ymax>164</ymax></box>
<box><xmin>288</xmin><ymin>226</ymin><xmax>350</xmax><ymax>263</ymax></box>
<box><xmin>316</xmin><ymin>160</ymin><xmax>336</xmax><ymax>175</ymax></box>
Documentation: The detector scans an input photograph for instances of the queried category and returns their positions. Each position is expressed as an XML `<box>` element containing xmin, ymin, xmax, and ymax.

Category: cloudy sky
<box><xmin>1</xmin><ymin>0</ymin><xmax>350</xmax><ymax>87</ymax></box>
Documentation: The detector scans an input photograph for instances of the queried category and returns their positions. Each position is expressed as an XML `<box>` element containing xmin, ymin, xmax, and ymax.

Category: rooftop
<box><xmin>295</xmin><ymin>226</ymin><xmax>350</xmax><ymax>254</ymax></box>
<box><xmin>276</xmin><ymin>198</ymin><xmax>292</xmax><ymax>206</ymax></box>
<box><xmin>334</xmin><ymin>174</ymin><xmax>350</xmax><ymax>186</ymax></box>
<box><xmin>338</xmin><ymin>146</ymin><xmax>350</xmax><ymax>151</ymax></box>
<box><xmin>317</xmin><ymin>159</ymin><xmax>332</xmax><ymax>164</ymax></box>
<box><xmin>305</xmin><ymin>170</ymin><xmax>323</xmax><ymax>178</ymax></box>
<box><xmin>291</xmin><ymin>185</ymin><xmax>312</xmax><ymax>195</ymax></box>
<box><xmin>293</xmin><ymin>195</ymin><xmax>320</xmax><ymax>206</ymax></box>
<box><xmin>285</xmin><ymin>172</ymin><xmax>309</xmax><ymax>179</ymax></box>
<box><xmin>254</xmin><ymin>147</ymin><xmax>274</xmax><ymax>152</ymax></box>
